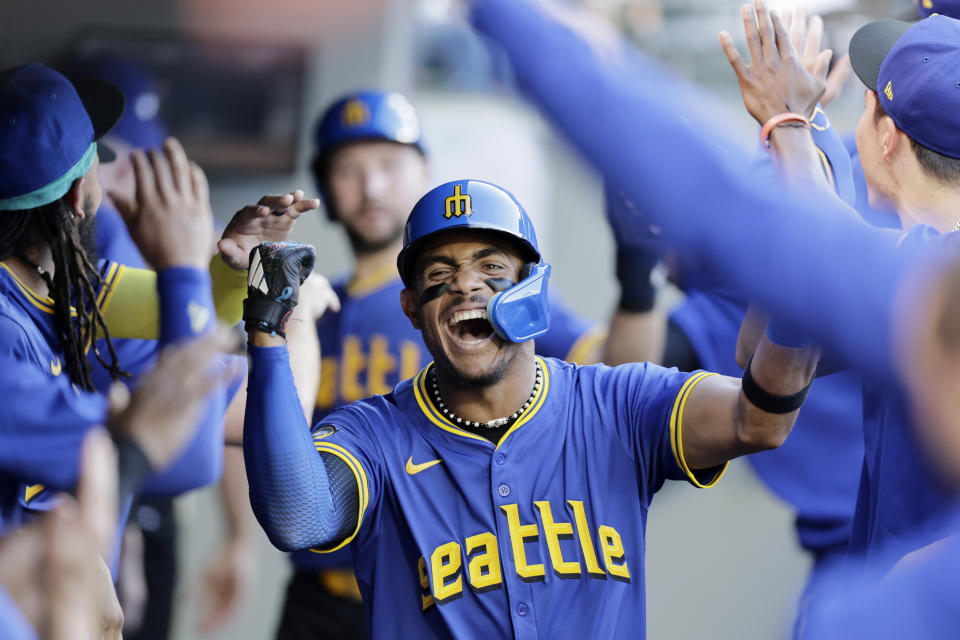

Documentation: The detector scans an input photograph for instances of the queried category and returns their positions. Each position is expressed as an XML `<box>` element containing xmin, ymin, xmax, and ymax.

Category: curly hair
<box><xmin>0</xmin><ymin>197</ymin><xmax>126</xmax><ymax>391</ymax></box>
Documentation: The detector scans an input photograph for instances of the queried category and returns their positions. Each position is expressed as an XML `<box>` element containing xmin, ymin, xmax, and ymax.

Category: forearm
<box><xmin>285</xmin><ymin>311</ymin><xmax>321</xmax><ymax>421</ymax></box>
<box><xmin>243</xmin><ymin>342</ymin><xmax>348</xmax><ymax>551</ymax></box>
<box><xmin>769</xmin><ymin>125</ymin><xmax>836</xmax><ymax>195</ymax></box>
<box><xmin>217</xmin><ymin>448</ymin><xmax>255</xmax><ymax>543</ymax></box>
<box><xmin>603</xmin><ymin>309</ymin><xmax>666</xmax><ymax>366</ymax></box>
<box><xmin>734</xmin><ymin>335</ymin><xmax>819</xmax><ymax>452</ymax></box>
<box><xmin>735</xmin><ymin>304</ymin><xmax>768</xmax><ymax>368</ymax></box>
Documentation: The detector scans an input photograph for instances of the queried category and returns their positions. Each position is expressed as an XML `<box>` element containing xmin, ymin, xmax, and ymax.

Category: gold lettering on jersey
<box><xmin>315</xmin><ymin>336</ymin><xmax>422</xmax><ymax>411</ymax></box>
<box><xmin>431</xmin><ymin>541</ymin><xmax>463</xmax><ymax>604</ymax></box>
<box><xmin>500</xmin><ymin>503</ymin><xmax>545</xmax><ymax>582</ymax></box>
<box><xmin>534</xmin><ymin>501</ymin><xmax>581</xmax><ymax>578</ymax></box>
<box><xmin>24</xmin><ymin>484</ymin><xmax>45</xmax><ymax>503</ymax></box>
<box><xmin>367</xmin><ymin>335</ymin><xmax>397</xmax><ymax>395</ymax></box>
<box><xmin>342</xmin><ymin>99</ymin><xmax>370</xmax><ymax>127</ymax></box>
<box><xmin>417</xmin><ymin>499</ymin><xmax>630</xmax><ymax>608</ymax></box>
<box><xmin>50</xmin><ymin>357</ymin><xmax>62</xmax><ymax>377</ymax></box>
<box><xmin>443</xmin><ymin>185</ymin><xmax>472</xmax><ymax>219</ymax></box>
<box><xmin>465</xmin><ymin>532</ymin><xmax>502</xmax><ymax>593</ymax></box>
<box><xmin>598</xmin><ymin>525</ymin><xmax>631</xmax><ymax>582</ymax></box>
<box><xmin>315</xmin><ymin>357</ymin><xmax>338</xmax><ymax>409</ymax></box>
<box><xmin>418</xmin><ymin>556</ymin><xmax>435</xmax><ymax>611</ymax></box>
<box><xmin>567</xmin><ymin>500</ymin><xmax>606</xmax><ymax>577</ymax></box>
<box><xmin>340</xmin><ymin>336</ymin><xmax>367</xmax><ymax>402</ymax></box>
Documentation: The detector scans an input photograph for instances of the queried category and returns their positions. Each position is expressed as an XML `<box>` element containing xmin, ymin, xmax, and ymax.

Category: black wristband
<box><xmin>114</xmin><ymin>435</ymin><xmax>153</xmax><ymax>502</ymax></box>
<box><xmin>243</xmin><ymin>297</ymin><xmax>293</xmax><ymax>339</ymax></box>
<box><xmin>616</xmin><ymin>246</ymin><xmax>659</xmax><ymax>313</ymax></box>
<box><xmin>741</xmin><ymin>354</ymin><xmax>812</xmax><ymax>414</ymax></box>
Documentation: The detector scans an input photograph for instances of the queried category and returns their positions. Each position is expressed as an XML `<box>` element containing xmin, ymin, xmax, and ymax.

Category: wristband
<box><xmin>114</xmin><ymin>435</ymin><xmax>153</xmax><ymax>502</ymax></box>
<box><xmin>157</xmin><ymin>267</ymin><xmax>215</xmax><ymax>345</ymax></box>
<box><xmin>741</xmin><ymin>354</ymin><xmax>811</xmax><ymax>414</ymax></box>
<box><xmin>616</xmin><ymin>246</ymin><xmax>659</xmax><ymax>312</ymax></box>
<box><xmin>760</xmin><ymin>112</ymin><xmax>810</xmax><ymax>151</ymax></box>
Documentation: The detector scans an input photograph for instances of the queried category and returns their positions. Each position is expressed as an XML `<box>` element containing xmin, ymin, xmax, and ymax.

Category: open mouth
<box><xmin>447</xmin><ymin>309</ymin><xmax>495</xmax><ymax>345</ymax></box>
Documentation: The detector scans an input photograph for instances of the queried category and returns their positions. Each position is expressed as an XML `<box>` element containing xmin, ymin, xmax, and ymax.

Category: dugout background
<box><xmin>0</xmin><ymin>0</ymin><xmax>909</xmax><ymax>637</ymax></box>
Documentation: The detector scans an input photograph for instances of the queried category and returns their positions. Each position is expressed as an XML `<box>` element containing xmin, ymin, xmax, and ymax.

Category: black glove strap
<box><xmin>243</xmin><ymin>297</ymin><xmax>293</xmax><ymax>339</ymax></box>
<box><xmin>741</xmin><ymin>354</ymin><xmax>811</xmax><ymax>414</ymax></box>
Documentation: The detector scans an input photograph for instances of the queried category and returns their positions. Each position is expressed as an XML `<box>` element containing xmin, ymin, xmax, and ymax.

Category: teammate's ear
<box><xmin>66</xmin><ymin>177</ymin><xmax>87</xmax><ymax>220</ymax></box>
<box><xmin>400</xmin><ymin>288</ymin><xmax>422</xmax><ymax>330</ymax></box>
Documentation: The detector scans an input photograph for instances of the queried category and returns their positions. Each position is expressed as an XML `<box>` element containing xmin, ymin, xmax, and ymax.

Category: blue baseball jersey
<box><xmin>670</xmin><ymin>289</ymin><xmax>864</xmax><ymax>553</ymax></box>
<box><xmin>0</xmin><ymin>585</ymin><xmax>36</xmax><ymax>640</ymax></box>
<box><xmin>307</xmin><ymin>357</ymin><xmax>726</xmax><ymax>639</ymax></box>
<box><xmin>0</xmin><ymin>258</ymin><xmax>124</xmax><ymax>530</ymax></box>
<box><xmin>846</xmin><ymin>225</ymin><xmax>960</xmax><ymax>572</ymax></box>
<box><xmin>295</xmin><ymin>270</ymin><xmax>604</xmax><ymax>572</ymax></box>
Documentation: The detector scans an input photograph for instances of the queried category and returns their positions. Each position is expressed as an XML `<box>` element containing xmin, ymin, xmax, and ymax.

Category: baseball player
<box><xmin>242</xmin><ymin>178</ymin><xmax>819</xmax><ymax>639</ymax></box>
<box><xmin>720</xmin><ymin>6</ymin><xmax>960</xmax><ymax>576</ymax></box>
<box><xmin>276</xmin><ymin>90</ymin><xmax>606</xmax><ymax>639</ymax></box>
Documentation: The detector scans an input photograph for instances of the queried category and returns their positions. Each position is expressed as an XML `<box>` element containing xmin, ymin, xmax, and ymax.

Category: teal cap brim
<box><xmin>0</xmin><ymin>142</ymin><xmax>97</xmax><ymax>211</ymax></box>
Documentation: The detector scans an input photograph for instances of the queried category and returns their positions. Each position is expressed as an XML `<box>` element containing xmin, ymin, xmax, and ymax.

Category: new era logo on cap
<box><xmin>850</xmin><ymin>15</ymin><xmax>960</xmax><ymax>159</ymax></box>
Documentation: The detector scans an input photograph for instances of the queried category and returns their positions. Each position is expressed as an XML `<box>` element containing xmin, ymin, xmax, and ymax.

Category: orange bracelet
<box><xmin>760</xmin><ymin>112</ymin><xmax>810</xmax><ymax>151</ymax></box>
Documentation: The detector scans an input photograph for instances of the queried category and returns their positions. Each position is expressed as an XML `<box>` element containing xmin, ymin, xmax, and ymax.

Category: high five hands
<box><xmin>719</xmin><ymin>0</ymin><xmax>831</xmax><ymax>125</ymax></box>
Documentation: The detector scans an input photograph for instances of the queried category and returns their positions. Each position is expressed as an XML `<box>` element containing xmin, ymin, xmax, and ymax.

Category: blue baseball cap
<box><xmin>917</xmin><ymin>0</ymin><xmax>960</xmax><ymax>18</ymax></box>
<box><xmin>850</xmin><ymin>15</ymin><xmax>960</xmax><ymax>159</ymax></box>
<box><xmin>67</xmin><ymin>55</ymin><xmax>166</xmax><ymax>151</ymax></box>
<box><xmin>0</xmin><ymin>63</ymin><xmax>124</xmax><ymax>211</ymax></box>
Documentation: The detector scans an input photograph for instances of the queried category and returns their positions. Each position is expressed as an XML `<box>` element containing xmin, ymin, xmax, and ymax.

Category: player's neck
<box><xmin>434</xmin><ymin>348</ymin><xmax>538</xmax><ymax>427</ymax></box>
<box><xmin>892</xmin><ymin>174</ymin><xmax>960</xmax><ymax>234</ymax></box>
<box><xmin>4</xmin><ymin>247</ymin><xmax>54</xmax><ymax>297</ymax></box>
<box><xmin>351</xmin><ymin>240</ymin><xmax>403</xmax><ymax>285</ymax></box>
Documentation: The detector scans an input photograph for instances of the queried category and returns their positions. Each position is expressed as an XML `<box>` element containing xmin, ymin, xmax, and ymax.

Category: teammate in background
<box><xmin>720</xmin><ymin>5</ymin><xmax>960</xmax><ymax>577</ymax></box>
<box><xmin>243</xmin><ymin>179</ymin><xmax>819</xmax><ymax>639</ymax></box>
<box><xmin>274</xmin><ymin>90</ymin><xmax>605</xmax><ymax>640</ymax></box>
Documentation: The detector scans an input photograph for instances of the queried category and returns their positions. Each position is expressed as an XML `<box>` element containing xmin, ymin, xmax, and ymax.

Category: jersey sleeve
<box><xmin>244</xmin><ymin>344</ymin><xmax>381</xmax><ymax>553</ymax></box>
<box><xmin>537</xmin><ymin>289</ymin><xmax>605</xmax><ymax>363</ymax></box>
<box><xmin>593</xmin><ymin>362</ymin><xmax>727</xmax><ymax>502</ymax></box>
<box><xmin>0</xmin><ymin>357</ymin><xmax>107</xmax><ymax>489</ymax></box>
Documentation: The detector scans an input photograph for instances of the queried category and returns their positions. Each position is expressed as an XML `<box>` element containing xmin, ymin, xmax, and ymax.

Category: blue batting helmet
<box><xmin>311</xmin><ymin>90</ymin><xmax>426</xmax><ymax>219</ymax></box>
<box><xmin>397</xmin><ymin>179</ymin><xmax>551</xmax><ymax>342</ymax></box>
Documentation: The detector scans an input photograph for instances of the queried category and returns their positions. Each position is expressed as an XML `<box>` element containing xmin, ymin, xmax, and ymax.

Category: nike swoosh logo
<box><xmin>406</xmin><ymin>457</ymin><xmax>442</xmax><ymax>475</ymax></box>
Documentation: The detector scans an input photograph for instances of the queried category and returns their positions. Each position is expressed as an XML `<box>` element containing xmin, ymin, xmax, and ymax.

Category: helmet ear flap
<box><xmin>311</xmin><ymin>153</ymin><xmax>338</xmax><ymax>222</ymax></box>
<box><xmin>520</xmin><ymin>262</ymin><xmax>535</xmax><ymax>280</ymax></box>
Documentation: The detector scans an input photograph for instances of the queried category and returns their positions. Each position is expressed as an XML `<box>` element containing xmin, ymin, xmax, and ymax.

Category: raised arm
<box><xmin>241</xmin><ymin>242</ymin><xmax>359</xmax><ymax>552</ymax></box>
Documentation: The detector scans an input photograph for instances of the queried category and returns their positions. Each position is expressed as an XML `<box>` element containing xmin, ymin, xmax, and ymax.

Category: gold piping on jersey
<box><xmin>310</xmin><ymin>440</ymin><xmax>370</xmax><ymax>553</ymax></box>
<box><xmin>669</xmin><ymin>371</ymin><xmax>728</xmax><ymax>488</ymax></box>
<box><xmin>412</xmin><ymin>357</ymin><xmax>550</xmax><ymax>449</ymax></box>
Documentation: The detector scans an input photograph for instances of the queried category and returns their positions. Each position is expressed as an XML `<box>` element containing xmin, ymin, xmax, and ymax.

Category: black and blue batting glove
<box><xmin>243</xmin><ymin>241</ymin><xmax>316</xmax><ymax>338</ymax></box>
<box><xmin>604</xmin><ymin>181</ymin><xmax>662</xmax><ymax>313</ymax></box>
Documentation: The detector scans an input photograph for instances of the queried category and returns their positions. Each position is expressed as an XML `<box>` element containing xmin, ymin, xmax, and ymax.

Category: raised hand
<box><xmin>781</xmin><ymin>6</ymin><xmax>851</xmax><ymax>109</ymax></box>
<box><xmin>109</xmin><ymin>137</ymin><xmax>214</xmax><ymax>270</ymax></box>
<box><xmin>218</xmin><ymin>190</ymin><xmax>321</xmax><ymax>270</ymax></box>
<box><xmin>719</xmin><ymin>0</ymin><xmax>831</xmax><ymax>125</ymax></box>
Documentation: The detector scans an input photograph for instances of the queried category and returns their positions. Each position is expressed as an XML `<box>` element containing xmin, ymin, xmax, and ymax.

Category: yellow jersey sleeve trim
<box><xmin>209</xmin><ymin>254</ymin><xmax>247</xmax><ymax>327</ymax></box>
<box><xmin>309</xmin><ymin>441</ymin><xmax>370</xmax><ymax>553</ymax></box>
<box><xmin>563</xmin><ymin>326</ymin><xmax>607</xmax><ymax>365</ymax></box>
<box><xmin>100</xmin><ymin>267</ymin><xmax>159</xmax><ymax>339</ymax></box>
<box><xmin>96</xmin><ymin>262</ymin><xmax>125</xmax><ymax>313</ymax></box>
<box><xmin>669</xmin><ymin>371</ymin><xmax>728</xmax><ymax>489</ymax></box>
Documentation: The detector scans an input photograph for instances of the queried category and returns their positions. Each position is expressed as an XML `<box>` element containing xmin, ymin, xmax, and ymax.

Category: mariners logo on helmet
<box><xmin>341</xmin><ymin>99</ymin><xmax>371</xmax><ymax>127</ymax></box>
<box><xmin>444</xmin><ymin>185</ymin><xmax>473</xmax><ymax>219</ymax></box>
